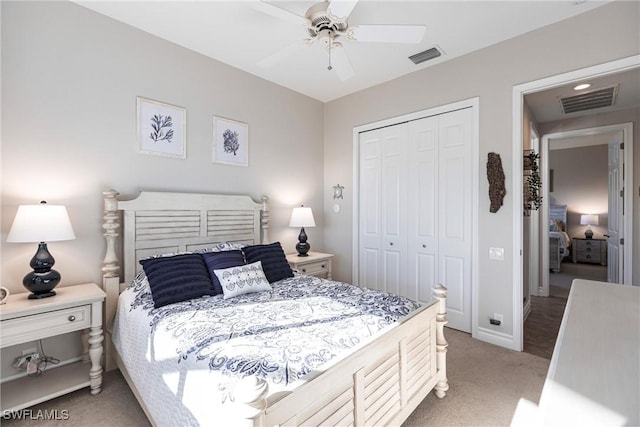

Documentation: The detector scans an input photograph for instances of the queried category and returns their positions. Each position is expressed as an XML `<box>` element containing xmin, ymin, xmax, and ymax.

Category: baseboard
<box><xmin>475</xmin><ymin>326</ymin><xmax>519</xmax><ymax>351</ymax></box>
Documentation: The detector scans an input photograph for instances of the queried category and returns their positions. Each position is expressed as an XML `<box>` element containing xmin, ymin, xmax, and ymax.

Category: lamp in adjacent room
<box><xmin>7</xmin><ymin>201</ymin><xmax>76</xmax><ymax>299</ymax></box>
<box><xmin>580</xmin><ymin>214</ymin><xmax>599</xmax><ymax>239</ymax></box>
<box><xmin>289</xmin><ymin>205</ymin><xmax>315</xmax><ymax>257</ymax></box>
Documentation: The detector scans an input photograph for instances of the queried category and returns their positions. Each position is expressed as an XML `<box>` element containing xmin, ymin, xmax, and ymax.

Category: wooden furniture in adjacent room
<box><xmin>286</xmin><ymin>251</ymin><xmax>333</xmax><ymax>279</ymax></box>
<box><xmin>0</xmin><ymin>283</ymin><xmax>105</xmax><ymax>412</ymax></box>
<box><xmin>572</xmin><ymin>238</ymin><xmax>606</xmax><ymax>265</ymax></box>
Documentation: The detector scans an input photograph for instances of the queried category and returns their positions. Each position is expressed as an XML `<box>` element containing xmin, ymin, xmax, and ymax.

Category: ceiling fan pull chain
<box><xmin>327</xmin><ymin>39</ymin><xmax>333</xmax><ymax>71</ymax></box>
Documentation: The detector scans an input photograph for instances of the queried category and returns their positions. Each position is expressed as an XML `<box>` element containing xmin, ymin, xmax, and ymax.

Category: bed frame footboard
<box><xmin>238</xmin><ymin>285</ymin><xmax>448</xmax><ymax>427</ymax></box>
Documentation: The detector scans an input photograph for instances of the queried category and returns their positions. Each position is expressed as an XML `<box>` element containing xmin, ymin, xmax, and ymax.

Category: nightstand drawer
<box><xmin>1</xmin><ymin>305</ymin><xmax>91</xmax><ymax>347</ymax></box>
<box><xmin>297</xmin><ymin>260</ymin><xmax>330</xmax><ymax>276</ymax></box>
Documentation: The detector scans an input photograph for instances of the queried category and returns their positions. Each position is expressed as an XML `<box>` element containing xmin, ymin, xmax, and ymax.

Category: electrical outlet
<box><xmin>22</xmin><ymin>347</ymin><xmax>37</xmax><ymax>356</ymax></box>
<box><xmin>490</xmin><ymin>313</ymin><xmax>504</xmax><ymax>326</ymax></box>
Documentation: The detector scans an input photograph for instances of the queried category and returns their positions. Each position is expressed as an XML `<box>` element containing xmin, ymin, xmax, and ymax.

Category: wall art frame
<box><xmin>137</xmin><ymin>97</ymin><xmax>186</xmax><ymax>159</ymax></box>
<box><xmin>213</xmin><ymin>116</ymin><xmax>249</xmax><ymax>167</ymax></box>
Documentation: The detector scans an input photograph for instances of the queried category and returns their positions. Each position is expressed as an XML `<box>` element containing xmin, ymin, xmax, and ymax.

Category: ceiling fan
<box><xmin>254</xmin><ymin>0</ymin><xmax>426</xmax><ymax>81</ymax></box>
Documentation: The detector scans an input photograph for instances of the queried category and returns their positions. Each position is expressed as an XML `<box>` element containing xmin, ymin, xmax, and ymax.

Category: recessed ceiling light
<box><xmin>574</xmin><ymin>83</ymin><xmax>591</xmax><ymax>91</ymax></box>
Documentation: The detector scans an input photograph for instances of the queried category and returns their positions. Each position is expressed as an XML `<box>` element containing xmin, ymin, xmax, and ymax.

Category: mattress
<box><xmin>112</xmin><ymin>272</ymin><xmax>421</xmax><ymax>425</ymax></box>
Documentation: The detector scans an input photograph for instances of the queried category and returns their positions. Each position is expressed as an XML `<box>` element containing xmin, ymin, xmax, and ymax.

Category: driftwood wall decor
<box><xmin>487</xmin><ymin>152</ymin><xmax>506</xmax><ymax>213</ymax></box>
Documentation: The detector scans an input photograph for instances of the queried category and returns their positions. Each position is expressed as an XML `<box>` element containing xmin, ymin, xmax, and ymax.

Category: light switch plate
<box><xmin>489</xmin><ymin>247</ymin><xmax>504</xmax><ymax>261</ymax></box>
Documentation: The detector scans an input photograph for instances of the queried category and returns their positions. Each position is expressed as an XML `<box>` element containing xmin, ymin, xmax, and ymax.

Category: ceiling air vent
<box><xmin>560</xmin><ymin>85</ymin><xmax>618</xmax><ymax>114</ymax></box>
<box><xmin>409</xmin><ymin>46</ymin><xmax>442</xmax><ymax>65</ymax></box>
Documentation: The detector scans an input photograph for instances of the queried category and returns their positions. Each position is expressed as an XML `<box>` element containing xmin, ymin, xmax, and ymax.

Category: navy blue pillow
<box><xmin>242</xmin><ymin>242</ymin><xmax>293</xmax><ymax>283</ymax></box>
<box><xmin>140</xmin><ymin>254</ymin><xmax>214</xmax><ymax>308</ymax></box>
<box><xmin>202</xmin><ymin>250</ymin><xmax>246</xmax><ymax>295</ymax></box>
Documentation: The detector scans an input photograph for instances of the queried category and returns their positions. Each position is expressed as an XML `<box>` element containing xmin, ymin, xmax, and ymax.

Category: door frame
<box><xmin>512</xmin><ymin>55</ymin><xmax>639</xmax><ymax>351</ymax></box>
<box><xmin>540</xmin><ymin>123</ymin><xmax>633</xmax><ymax>293</ymax></box>
<box><xmin>352</xmin><ymin>97</ymin><xmax>479</xmax><ymax>334</ymax></box>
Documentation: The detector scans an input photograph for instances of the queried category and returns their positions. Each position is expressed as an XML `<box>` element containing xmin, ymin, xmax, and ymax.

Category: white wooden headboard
<box><xmin>549</xmin><ymin>204</ymin><xmax>567</xmax><ymax>225</ymax></box>
<box><xmin>103</xmin><ymin>190</ymin><xmax>269</xmax><ymax>284</ymax></box>
<box><xmin>101</xmin><ymin>189</ymin><xmax>269</xmax><ymax>370</ymax></box>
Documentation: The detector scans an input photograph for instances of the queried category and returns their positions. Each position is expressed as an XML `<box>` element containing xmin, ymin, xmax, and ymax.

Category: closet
<box><xmin>357</xmin><ymin>107</ymin><xmax>473</xmax><ymax>332</ymax></box>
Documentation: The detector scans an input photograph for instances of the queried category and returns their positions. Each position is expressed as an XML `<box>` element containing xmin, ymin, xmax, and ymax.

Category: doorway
<box><xmin>540</xmin><ymin>123</ymin><xmax>632</xmax><ymax>297</ymax></box>
<box><xmin>512</xmin><ymin>55</ymin><xmax>639</xmax><ymax>352</ymax></box>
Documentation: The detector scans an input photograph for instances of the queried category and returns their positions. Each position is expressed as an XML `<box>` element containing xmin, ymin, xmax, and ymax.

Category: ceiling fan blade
<box><xmin>258</xmin><ymin>42</ymin><xmax>305</xmax><ymax>68</ymax></box>
<box><xmin>350</xmin><ymin>25</ymin><xmax>426</xmax><ymax>43</ymax></box>
<box><xmin>252</xmin><ymin>1</ymin><xmax>309</xmax><ymax>26</ymax></box>
<box><xmin>330</xmin><ymin>46</ymin><xmax>355</xmax><ymax>81</ymax></box>
<box><xmin>327</xmin><ymin>0</ymin><xmax>359</xmax><ymax>20</ymax></box>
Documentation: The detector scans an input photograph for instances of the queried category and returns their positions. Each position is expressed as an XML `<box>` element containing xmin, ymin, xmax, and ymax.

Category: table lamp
<box><xmin>580</xmin><ymin>214</ymin><xmax>599</xmax><ymax>239</ymax></box>
<box><xmin>7</xmin><ymin>201</ymin><xmax>76</xmax><ymax>299</ymax></box>
<box><xmin>289</xmin><ymin>206</ymin><xmax>315</xmax><ymax>256</ymax></box>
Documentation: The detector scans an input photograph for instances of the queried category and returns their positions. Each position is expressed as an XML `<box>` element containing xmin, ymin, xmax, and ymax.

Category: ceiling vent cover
<box><xmin>560</xmin><ymin>85</ymin><xmax>618</xmax><ymax>114</ymax></box>
<box><xmin>409</xmin><ymin>46</ymin><xmax>442</xmax><ymax>65</ymax></box>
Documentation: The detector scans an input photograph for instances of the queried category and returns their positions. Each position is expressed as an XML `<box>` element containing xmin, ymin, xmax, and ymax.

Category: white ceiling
<box><xmin>74</xmin><ymin>0</ymin><xmax>612</xmax><ymax>102</ymax></box>
<box><xmin>526</xmin><ymin>67</ymin><xmax>640</xmax><ymax>123</ymax></box>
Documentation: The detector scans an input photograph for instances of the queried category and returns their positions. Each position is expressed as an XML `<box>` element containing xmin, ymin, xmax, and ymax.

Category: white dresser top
<box><xmin>537</xmin><ymin>279</ymin><xmax>639</xmax><ymax>426</ymax></box>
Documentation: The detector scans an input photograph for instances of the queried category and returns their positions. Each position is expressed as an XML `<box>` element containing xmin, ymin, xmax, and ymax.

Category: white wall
<box><xmin>1</xmin><ymin>1</ymin><xmax>324</xmax><ymax>374</ymax></box>
<box><xmin>549</xmin><ymin>145</ymin><xmax>609</xmax><ymax>239</ymax></box>
<box><xmin>323</xmin><ymin>1</ymin><xmax>639</xmax><ymax>345</ymax></box>
<box><xmin>1</xmin><ymin>1</ymin><xmax>325</xmax><ymax>290</ymax></box>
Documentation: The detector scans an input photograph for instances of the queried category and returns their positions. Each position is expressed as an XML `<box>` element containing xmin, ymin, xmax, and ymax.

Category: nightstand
<box><xmin>572</xmin><ymin>238</ymin><xmax>607</xmax><ymax>265</ymax></box>
<box><xmin>286</xmin><ymin>252</ymin><xmax>334</xmax><ymax>279</ymax></box>
<box><xmin>0</xmin><ymin>283</ymin><xmax>106</xmax><ymax>412</ymax></box>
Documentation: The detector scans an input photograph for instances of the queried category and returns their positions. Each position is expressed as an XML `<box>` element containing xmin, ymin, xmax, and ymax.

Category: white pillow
<box><xmin>214</xmin><ymin>260</ymin><xmax>272</xmax><ymax>299</ymax></box>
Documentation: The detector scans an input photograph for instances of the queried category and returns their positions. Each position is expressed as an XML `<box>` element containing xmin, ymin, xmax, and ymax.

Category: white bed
<box><xmin>102</xmin><ymin>190</ymin><xmax>448</xmax><ymax>426</ymax></box>
<box><xmin>549</xmin><ymin>205</ymin><xmax>572</xmax><ymax>273</ymax></box>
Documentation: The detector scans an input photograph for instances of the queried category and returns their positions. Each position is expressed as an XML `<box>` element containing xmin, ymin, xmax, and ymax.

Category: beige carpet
<box><xmin>4</xmin><ymin>329</ymin><xmax>549</xmax><ymax>427</ymax></box>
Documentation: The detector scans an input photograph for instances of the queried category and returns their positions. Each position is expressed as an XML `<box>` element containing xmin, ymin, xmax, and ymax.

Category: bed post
<box><xmin>433</xmin><ymin>284</ymin><xmax>449</xmax><ymax>398</ymax></box>
<box><xmin>102</xmin><ymin>189</ymin><xmax>120</xmax><ymax>372</ymax></box>
<box><xmin>260</xmin><ymin>196</ymin><xmax>269</xmax><ymax>244</ymax></box>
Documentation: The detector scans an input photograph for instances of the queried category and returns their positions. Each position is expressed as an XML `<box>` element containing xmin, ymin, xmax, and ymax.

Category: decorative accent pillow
<box><xmin>214</xmin><ymin>261</ymin><xmax>272</xmax><ymax>299</ymax></box>
<box><xmin>242</xmin><ymin>242</ymin><xmax>294</xmax><ymax>283</ymax></box>
<box><xmin>202</xmin><ymin>250</ymin><xmax>246</xmax><ymax>295</ymax></box>
<box><xmin>140</xmin><ymin>254</ymin><xmax>215</xmax><ymax>308</ymax></box>
<box><xmin>554</xmin><ymin>219</ymin><xmax>565</xmax><ymax>232</ymax></box>
<box><xmin>214</xmin><ymin>242</ymin><xmax>246</xmax><ymax>251</ymax></box>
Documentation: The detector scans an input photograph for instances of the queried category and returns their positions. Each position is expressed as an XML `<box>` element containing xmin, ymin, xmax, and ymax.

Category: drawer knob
<box><xmin>321</xmin><ymin>264</ymin><xmax>325</xmax><ymax>268</ymax></box>
<box><xmin>302</xmin><ymin>268</ymin><xmax>306</xmax><ymax>273</ymax></box>
<box><xmin>68</xmin><ymin>315</ymin><xmax>76</xmax><ymax>322</ymax></box>
<box><xmin>390</xmin><ymin>242</ymin><xmax>394</xmax><ymax>246</ymax></box>
<box><xmin>422</xmin><ymin>244</ymin><xmax>427</xmax><ymax>248</ymax></box>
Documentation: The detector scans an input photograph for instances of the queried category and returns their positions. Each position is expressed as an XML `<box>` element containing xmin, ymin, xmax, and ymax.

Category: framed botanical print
<box><xmin>137</xmin><ymin>97</ymin><xmax>186</xmax><ymax>159</ymax></box>
<box><xmin>213</xmin><ymin>116</ymin><xmax>248</xmax><ymax>167</ymax></box>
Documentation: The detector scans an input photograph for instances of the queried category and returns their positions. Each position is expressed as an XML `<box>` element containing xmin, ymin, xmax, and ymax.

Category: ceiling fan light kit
<box><xmin>256</xmin><ymin>0</ymin><xmax>427</xmax><ymax>80</ymax></box>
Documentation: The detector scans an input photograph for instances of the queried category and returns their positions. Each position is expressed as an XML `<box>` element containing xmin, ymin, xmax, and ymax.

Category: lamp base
<box><xmin>296</xmin><ymin>227</ymin><xmax>310</xmax><ymax>256</ymax></box>
<box><xmin>28</xmin><ymin>290</ymin><xmax>57</xmax><ymax>299</ymax></box>
<box><xmin>23</xmin><ymin>242</ymin><xmax>61</xmax><ymax>299</ymax></box>
<box><xmin>585</xmin><ymin>228</ymin><xmax>594</xmax><ymax>239</ymax></box>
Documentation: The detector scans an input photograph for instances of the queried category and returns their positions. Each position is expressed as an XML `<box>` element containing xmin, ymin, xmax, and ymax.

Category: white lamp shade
<box><xmin>7</xmin><ymin>204</ymin><xmax>76</xmax><ymax>243</ymax></box>
<box><xmin>580</xmin><ymin>214</ymin><xmax>599</xmax><ymax>226</ymax></box>
<box><xmin>289</xmin><ymin>206</ymin><xmax>316</xmax><ymax>228</ymax></box>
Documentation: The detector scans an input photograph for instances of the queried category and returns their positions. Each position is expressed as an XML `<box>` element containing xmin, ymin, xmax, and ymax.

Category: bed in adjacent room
<box><xmin>102</xmin><ymin>190</ymin><xmax>448</xmax><ymax>427</ymax></box>
<box><xmin>549</xmin><ymin>204</ymin><xmax>572</xmax><ymax>273</ymax></box>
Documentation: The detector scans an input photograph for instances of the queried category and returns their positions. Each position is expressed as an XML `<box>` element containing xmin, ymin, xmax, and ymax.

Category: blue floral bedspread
<box><xmin>119</xmin><ymin>272</ymin><xmax>420</xmax><ymax>387</ymax></box>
